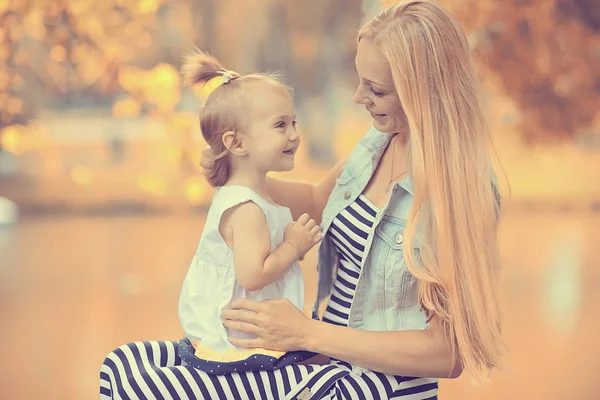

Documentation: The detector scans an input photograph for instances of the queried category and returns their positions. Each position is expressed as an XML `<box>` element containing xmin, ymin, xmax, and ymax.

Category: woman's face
<box><xmin>353</xmin><ymin>38</ymin><xmax>407</xmax><ymax>134</ymax></box>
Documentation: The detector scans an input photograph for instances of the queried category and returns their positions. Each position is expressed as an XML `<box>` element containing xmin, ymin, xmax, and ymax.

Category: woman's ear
<box><xmin>222</xmin><ymin>131</ymin><xmax>247</xmax><ymax>156</ymax></box>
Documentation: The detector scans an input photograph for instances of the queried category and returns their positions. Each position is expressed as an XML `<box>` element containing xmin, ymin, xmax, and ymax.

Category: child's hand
<box><xmin>283</xmin><ymin>213</ymin><xmax>322</xmax><ymax>260</ymax></box>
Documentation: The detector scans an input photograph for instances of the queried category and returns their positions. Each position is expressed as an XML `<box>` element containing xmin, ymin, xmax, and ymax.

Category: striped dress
<box><xmin>100</xmin><ymin>195</ymin><xmax>438</xmax><ymax>399</ymax></box>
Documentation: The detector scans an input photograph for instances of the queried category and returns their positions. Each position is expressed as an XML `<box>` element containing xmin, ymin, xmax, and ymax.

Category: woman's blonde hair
<box><xmin>359</xmin><ymin>0</ymin><xmax>506</xmax><ymax>381</ymax></box>
<box><xmin>182</xmin><ymin>50</ymin><xmax>291</xmax><ymax>186</ymax></box>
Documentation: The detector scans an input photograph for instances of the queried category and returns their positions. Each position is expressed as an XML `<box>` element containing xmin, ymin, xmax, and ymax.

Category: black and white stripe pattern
<box><xmin>100</xmin><ymin>341</ymin><xmax>438</xmax><ymax>399</ymax></box>
<box><xmin>99</xmin><ymin>194</ymin><xmax>438</xmax><ymax>399</ymax></box>
<box><xmin>100</xmin><ymin>341</ymin><xmax>316</xmax><ymax>400</ymax></box>
<box><xmin>318</xmin><ymin>195</ymin><xmax>438</xmax><ymax>399</ymax></box>
<box><xmin>322</xmin><ymin>195</ymin><xmax>376</xmax><ymax>327</ymax></box>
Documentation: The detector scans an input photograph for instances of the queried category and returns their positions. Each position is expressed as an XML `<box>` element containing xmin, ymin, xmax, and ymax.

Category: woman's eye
<box><xmin>370</xmin><ymin>87</ymin><xmax>385</xmax><ymax>97</ymax></box>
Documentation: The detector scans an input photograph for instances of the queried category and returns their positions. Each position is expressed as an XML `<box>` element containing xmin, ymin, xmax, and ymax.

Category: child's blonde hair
<box><xmin>182</xmin><ymin>50</ymin><xmax>292</xmax><ymax>187</ymax></box>
<box><xmin>359</xmin><ymin>0</ymin><xmax>506</xmax><ymax>382</ymax></box>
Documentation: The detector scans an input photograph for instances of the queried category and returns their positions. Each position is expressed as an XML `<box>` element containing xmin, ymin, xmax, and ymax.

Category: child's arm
<box><xmin>221</xmin><ymin>202</ymin><xmax>321</xmax><ymax>291</ymax></box>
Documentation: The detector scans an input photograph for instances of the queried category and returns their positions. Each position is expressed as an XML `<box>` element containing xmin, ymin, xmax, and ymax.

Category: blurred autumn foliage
<box><xmin>1</xmin><ymin>0</ymin><xmax>598</xmax><ymax>146</ymax></box>
<box><xmin>0</xmin><ymin>0</ymin><xmax>599</xmax><ymax>210</ymax></box>
<box><xmin>447</xmin><ymin>0</ymin><xmax>600</xmax><ymax>142</ymax></box>
<box><xmin>0</xmin><ymin>0</ymin><xmax>365</xmax><ymax>154</ymax></box>
<box><xmin>1</xmin><ymin>0</ymin><xmax>170</xmax><ymax>126</ymax></box>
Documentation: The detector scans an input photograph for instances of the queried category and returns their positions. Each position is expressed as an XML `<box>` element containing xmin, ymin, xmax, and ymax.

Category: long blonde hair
<box><xmin>359</xmin><ymin>0</ymin><xmax>506</xmax><ymax>381</ymax></box>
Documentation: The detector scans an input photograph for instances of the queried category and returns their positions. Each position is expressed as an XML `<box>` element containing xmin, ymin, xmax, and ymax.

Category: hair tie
<box><xmin>203</xmin><ymin>69</ymin><xmax>240</xmax><ymax>97</ymax></box>
<box><xmin>218</xmin><ymin>68</ymin><xmax>240</xmax><ymax>84</ymax></box>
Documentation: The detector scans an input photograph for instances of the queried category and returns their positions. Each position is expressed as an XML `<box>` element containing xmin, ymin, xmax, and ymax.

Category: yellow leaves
<box><xmin>450</xmin><ymin>0</ymin><xmax>600</xmax><ymax>141</ymax></box>
<box><xmin>113</xmin><ymin>96</ymin><xmax>142</xmax><ymax>118</ymax></box>
<box><xmin>117</xmin><ymin>66</ymin><xmax>140</xmax><ymax>94</ymax></box>
<box><xmin>195</xmin><ymin>76</ymin><xmax>225</xmax><ymax>99</ymax></box>
<box><xmin>165</xmin><ymin>146</ymin><xmax>182</xmax><ymax>164</ymax></box>
<box><xmin>124</xmin><ymin>21</ymin><xmax>145</xmax><ymax>40</ymax></box>
<box><xmin>150</xmin><ymin>64</ymin><xmax>181</xmax><ymax>111</ymax></box>
<box><xmin>68</xmin><ymin>44</ymin><xmax>107</xmax><ymax>86</ymax></box>
<box><xmin>102</xmin><ymin>42</ymin><xmax>132</xmax><ymax>63</ymax></box>
<box><xmin>74</xmin><ymin>55</ymin><xmax>105</xmax><ymax>86</ymax></box>
<box><xmin>0</xmin><ymin>125</ymin><xmax>25</xmax><ymax>154</ymax></box>
<box><xmin>166</xmin><ymin>111</ymin><xmax>197</xmax><ymax>133</ymax></box>
<box><xmin>0</xmin><ymin>0</ymin><xmax>10</xmax><ymax>14</ymax></box>
<box><xmin>116</xmin><ymin>63</ymin><xmax>181</xmax><ymax>114</ymax></box>
<box><xmin>49</xmin><ymin>46</ymin><xmax>67</xmax><ymax>62</ymax></box>
<box><xmin>0</xmin><ymin>124</ymin><xmax>50</xmax><ymax>155</ymax></box>
<box><xmin>153</xmin><ymin>63</ymin><xmax>180</xmax><ymax>86</ymax></box>
<box><xmin>137</xmin><ymin>0</ymin><xmax>160</xmax><ymax>14</ymax></box>
<box><xmin>137</xmin><ymin>174</ymin><xmax>166</xmax><ymax>196</ymax></box>
<box><xmin>67</xmin><ymin>0</ymin><xmax>92</xmax><ymax>16</ymax></box>
<box><xmin>70</xmin><ymin>166</ymin><xmax>94</xmax><ymax>186</ymax></box>
<box><xmin>185</xmin><ymin>179</ymin><xmax>207</xmax><ymax>205</ymax></box>
<box><xmin>23</xmin><ymin>8</ymin><xmax>46</xmax><ymax>40</ymax></box>
<box><xmin>75</xmin><ymin>16</ymin><xmax>105</xmax><ymax>41</ymax></box>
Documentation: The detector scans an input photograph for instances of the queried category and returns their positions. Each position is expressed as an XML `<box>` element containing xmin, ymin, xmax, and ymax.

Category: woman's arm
<box><xmin>222</xmin><ymin>298</ymin><xmax>462</xmax><ymax>379</ymax></box>
<box><xmin>267</xmin><ymin>159</ymin><xmax>346</xmax><ymax>224</ymax></box>
<box><xmin>306</xmin><ymin>314</ymin><xmax>462</xmax><ymax>378</ymax></box>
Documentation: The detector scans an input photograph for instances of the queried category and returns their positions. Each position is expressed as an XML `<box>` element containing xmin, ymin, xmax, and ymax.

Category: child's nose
<box><xmin>289</xmin><ymin>129</ymin><xmax>300</xmax><ymax>141</ymax></box>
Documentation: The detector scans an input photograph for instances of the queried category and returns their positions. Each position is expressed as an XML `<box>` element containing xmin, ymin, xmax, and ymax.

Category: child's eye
<box><xmin>292</xmin><ymin>120</ymin><xmax>297</xmax><ymax>128</ymax></box>
<box><xmin>275</xmin><ymin>121</ymin><xmax>285</xmax><ymax>129</ymax></box>
<box><xmin>370</xmin><ymin>87</ymin><xmax>385</xmax><ymax>97</ymax></box>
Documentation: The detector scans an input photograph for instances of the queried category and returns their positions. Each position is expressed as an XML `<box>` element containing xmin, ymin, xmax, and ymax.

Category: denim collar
<box><xmin>361</xmin><ymin>127</ymin><xmax>414</xmax><ymax>195</ymax></box>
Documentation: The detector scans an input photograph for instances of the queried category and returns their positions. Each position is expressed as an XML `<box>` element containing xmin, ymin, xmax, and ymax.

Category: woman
<box><xmin>100</xmin><ymin>1</ymin><xmax>505</xmax><ymax>398</ymax></box>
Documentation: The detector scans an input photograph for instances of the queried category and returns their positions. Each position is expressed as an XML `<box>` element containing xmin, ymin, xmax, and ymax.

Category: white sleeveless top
<box><xmin>178</xmin><ymin>185</ymin><xmax>304</xmax><ymax>355</ymax></box>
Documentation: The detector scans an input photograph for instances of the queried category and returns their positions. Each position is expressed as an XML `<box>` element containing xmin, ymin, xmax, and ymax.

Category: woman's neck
<box><xmin>392</xmin><ymin>129</ymin><xmax>409</xmax><ymax>147</ymax></box>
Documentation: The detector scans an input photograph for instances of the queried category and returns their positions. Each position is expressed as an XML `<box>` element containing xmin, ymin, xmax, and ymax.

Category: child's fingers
<box><xmin>312</xmin><ymin>234</ymin><xmax>322</xmax><ymax>244</ymax></box>
<box><xmin>309</xmin><ymin>226</ymin><xmax>320</xmax><ymax>236</ymax></box>
<box><xmin>297</xmin><ymin>213</ymin><xmax>310</xmax><ymax>225</ymax></box>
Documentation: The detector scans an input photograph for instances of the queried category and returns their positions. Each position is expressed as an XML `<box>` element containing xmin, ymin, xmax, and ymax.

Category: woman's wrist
<box><xmin>300</xmin><ymin>317</ymin><xmax>323</xmax><ymax>352</ymax></box>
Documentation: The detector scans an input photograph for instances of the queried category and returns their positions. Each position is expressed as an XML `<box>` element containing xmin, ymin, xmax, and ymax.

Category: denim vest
<box><xmin>312</xmin><ymin>127</ymin><xmax>430</xmax><ymax>332</ymax></box>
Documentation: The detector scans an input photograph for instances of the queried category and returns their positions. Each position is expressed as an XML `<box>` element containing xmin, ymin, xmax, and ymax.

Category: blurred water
<box><xmin>0</xmin><ymin>211</ymin><xmax>599</xmax><ymax>399</ymax></box>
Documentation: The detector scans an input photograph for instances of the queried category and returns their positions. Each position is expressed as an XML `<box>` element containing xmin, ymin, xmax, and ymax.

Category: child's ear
<box><xmin>222</xmin><ymin>131</ymin><xmax>247</xmax><ymax>156</ymax></box>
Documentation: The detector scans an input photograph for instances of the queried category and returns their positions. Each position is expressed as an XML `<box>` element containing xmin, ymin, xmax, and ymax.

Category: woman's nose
<box><xmin>353</xmin><ymin>86</ymin><xmax>369</xmax><ymax>105</ymax></box>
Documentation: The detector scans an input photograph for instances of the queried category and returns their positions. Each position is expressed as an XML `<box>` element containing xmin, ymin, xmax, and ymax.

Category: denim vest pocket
<box><xmin>371</xmin><ymin>216</ymin><xmax>418</xmax><ymax>289</ymax></box>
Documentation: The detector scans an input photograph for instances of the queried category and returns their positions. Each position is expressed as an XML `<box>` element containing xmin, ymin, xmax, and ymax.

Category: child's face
<box><xmin>242</xmin><ymin>84</ymin><xmax>300</xmax><ymax>173</ymax></box>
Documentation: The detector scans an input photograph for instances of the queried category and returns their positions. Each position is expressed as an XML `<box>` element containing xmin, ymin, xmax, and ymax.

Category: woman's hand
<box><xmin>222</xmin><ymin>298</ymin><xmax>313</xmax><ymax>352</ymax></box>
